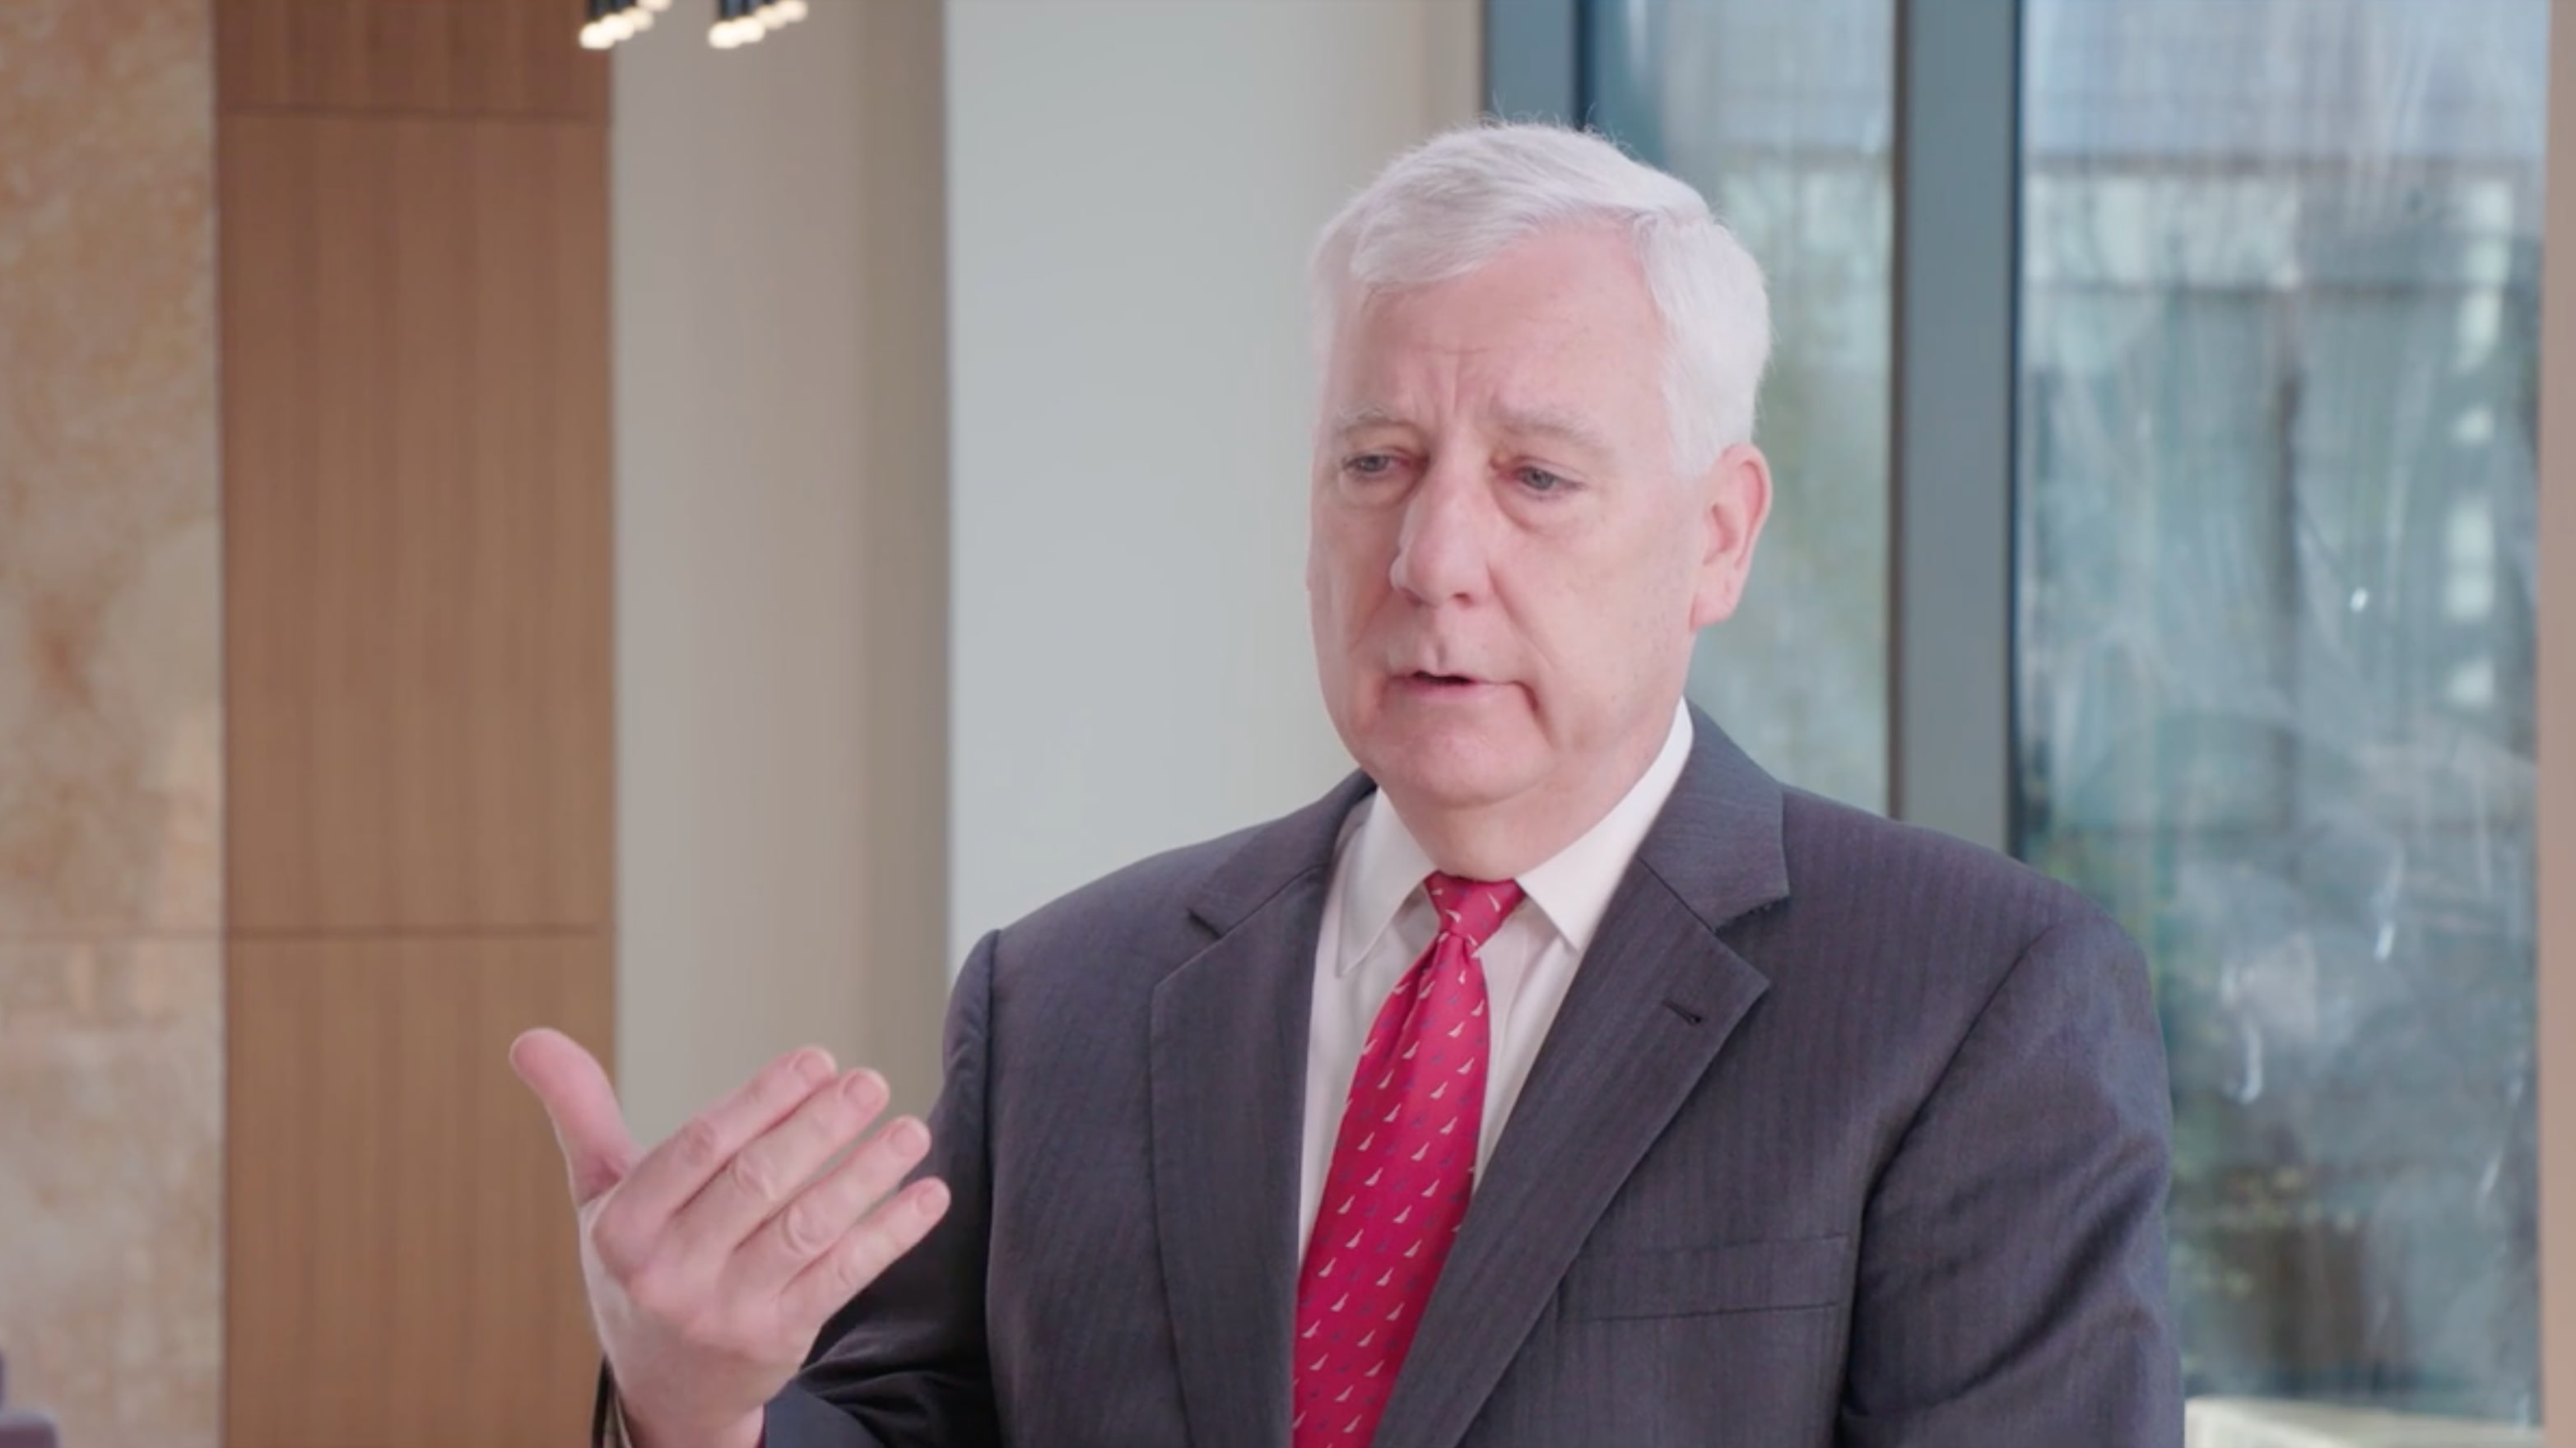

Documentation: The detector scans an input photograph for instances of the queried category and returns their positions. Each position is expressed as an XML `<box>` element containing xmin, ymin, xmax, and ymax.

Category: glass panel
<box><xmin>1586</xmin><ymin>0</ymin><xmax>1895</xmax><ymax>813</ymax></box>
<box><xmin>2016</xmin><ymin>0</ymin><xmax>2547</xmax><ymax>1426</ymax></box>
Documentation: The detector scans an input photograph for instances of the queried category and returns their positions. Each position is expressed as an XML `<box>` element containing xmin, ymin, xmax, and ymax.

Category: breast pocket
<box><xmin>1558</xmin><ymin>1233</ymin><xmax>1853</xmax><ymax>1321</ymax></box>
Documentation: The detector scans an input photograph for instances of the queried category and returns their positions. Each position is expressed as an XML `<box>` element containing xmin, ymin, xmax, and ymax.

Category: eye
<box><xmin>1342</xmin><ymin>452</ymin><xmax>1402</xmax><ymax>480</ymax></box>
<box><xmin>1515</xmin><ymin>465</ymin><xmax>1573</xmax><ymax>494</ymax></box>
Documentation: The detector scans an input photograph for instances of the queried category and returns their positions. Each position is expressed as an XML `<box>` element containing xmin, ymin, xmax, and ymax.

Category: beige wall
<box><xmin>610</xmin><ymin>0</ymin><xmax>1480</xmax><ymax>1128</ymax></box>
<box><xmin>945</xmin><ymin>0</ymin><xmax>1483</xmax><ymax>961</ymax></box>
<box><xmin>612</xmin><ymin>0</ymin><xmax>951</xmax><ymax>1136</ymax></box>
<box><xmin>0</xmin><ymin>2</ymin><xmax>223</xmax><ymax>1445</ymax></box>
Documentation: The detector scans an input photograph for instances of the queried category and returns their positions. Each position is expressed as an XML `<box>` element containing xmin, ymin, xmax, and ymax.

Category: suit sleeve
<box><xmin>1837</xmin><ymin>910</ymin><xmax>2185</xmax><ymax>1448</ymax></box>
<box><xmin>764</xmin><ymin>931</ymin><xmax>1007</xmax><ymax>1448</ymax></box>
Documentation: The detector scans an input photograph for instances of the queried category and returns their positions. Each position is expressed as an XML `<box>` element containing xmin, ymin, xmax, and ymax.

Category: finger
<box><xmin>730</xmin><ymin>1111</ymin><xmax>932</xmax><ymax>1291</ymax></box>
<box><xmin>779</xmin><ymin>1177</ymin><xmax>953</xmax><ymax>1330</ymax></box>
<box><xmin>510</xmin><ymin>1028</ymin><xmax>638</xmax><ymax>1208</ymax></box>
<box><xmin>670</xmin><ymin>1067</ymin><xmax>891</xmax><ymax>1258</ymax></box>
<box><xmin>613</xmin><ymin>1045</ymin><xmax>840</xmax><ymax>1229</ymax></box>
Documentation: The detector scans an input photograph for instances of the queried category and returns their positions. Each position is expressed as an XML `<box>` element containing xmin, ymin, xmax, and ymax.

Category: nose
<box><xmin>1387</xmin><ymin>457</ymin><xmax>1493</xmax><ymax>607</ymax></box>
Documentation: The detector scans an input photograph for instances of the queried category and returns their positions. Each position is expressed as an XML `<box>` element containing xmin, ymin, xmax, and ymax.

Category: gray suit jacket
<box><xmin>770</xmin><ymin>712</ymin><xmax>2183</xmax><ymax>1446</ymax></box>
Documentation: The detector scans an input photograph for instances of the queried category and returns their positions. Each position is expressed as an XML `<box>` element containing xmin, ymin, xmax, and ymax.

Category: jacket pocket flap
<box><xmin>1560</xmin><ymin>1234</ymin><xmax>1853</xmax><ymax>1321</ymax></box>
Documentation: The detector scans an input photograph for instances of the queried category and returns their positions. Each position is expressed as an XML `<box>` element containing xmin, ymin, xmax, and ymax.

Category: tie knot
<box><xmin>1422</xmin><ymin>873</ymin><xmax>1524</xmax><ymax>951</ymax></box>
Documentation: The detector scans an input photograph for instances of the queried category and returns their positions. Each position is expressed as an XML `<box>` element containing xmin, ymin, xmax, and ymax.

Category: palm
<box><xmin>509</xmin><ymin>1028</ymin><xmax>951</xmax><ymax>1448</ymax></box>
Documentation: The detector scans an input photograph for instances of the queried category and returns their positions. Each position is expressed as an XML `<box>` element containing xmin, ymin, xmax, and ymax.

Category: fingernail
<box><xmin>844</xmin><ymin>1069</ymin><xmax>886</xmax><ymax>1103</ymax></box>
<box><xmin>795</xmin><ymin>1051</ymin><xmax>834</xmax><ymax>1084</ymax></box>
<box><xmin>890</xmin><ymin>1117</ymin><xmax>928</xmax><ymax>1153</ymax></box>
<box><xmin>916</xmin><ymin>1179</ymin><xmax>951</xmax><ymax>1217</ymax></box>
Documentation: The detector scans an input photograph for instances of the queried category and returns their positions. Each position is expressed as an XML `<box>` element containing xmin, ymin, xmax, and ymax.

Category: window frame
<box><xmin>2534</xmin><ymin>0</ymin><xmax>2574</xmax><ymax>1417</ymax></box>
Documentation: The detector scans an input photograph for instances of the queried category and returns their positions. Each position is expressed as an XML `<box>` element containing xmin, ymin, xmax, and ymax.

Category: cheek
<box><xmin>1509</xmin><ymin>531</ymin><xmax>1688</xmax><ymax>688</ymax></box>
<box><xmin>1311</xmin><ymin>514</ymin><xmax>1391</xmax><ymax>632</ymax></box>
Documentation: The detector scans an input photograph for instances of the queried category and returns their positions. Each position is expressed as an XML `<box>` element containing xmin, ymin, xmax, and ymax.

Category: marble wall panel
<box><xmin>0</xmin><ymin>2</ymin><xmax>222</xmax><ymax>1446</ymax></box>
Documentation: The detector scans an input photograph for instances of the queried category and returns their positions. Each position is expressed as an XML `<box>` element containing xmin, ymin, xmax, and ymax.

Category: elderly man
<box><xmin>517</xmin><ymin>123</ymin><xmax>2183</xmax><ymax>1448</ymax></box>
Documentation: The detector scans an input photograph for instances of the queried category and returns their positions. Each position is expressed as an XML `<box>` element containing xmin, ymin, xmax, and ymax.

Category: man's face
<box><xmin>1308</xmin><ymin>225</ymin><xmax>1766</xmax><ymax>826</ymax></box>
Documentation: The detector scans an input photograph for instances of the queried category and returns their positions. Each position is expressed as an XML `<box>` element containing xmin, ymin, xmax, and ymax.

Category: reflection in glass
<box><xmin>2016</xmin><ymin>0</ymin><xmax>2546</xmax><ymax>1423</ymax></box>
<box><xmin>1587</xmin><ymin>0</ymin><xmax>1893</xmax><ymax>812</ymax></box>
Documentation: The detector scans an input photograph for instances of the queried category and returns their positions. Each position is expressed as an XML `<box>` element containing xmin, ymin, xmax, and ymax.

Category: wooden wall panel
<box><xmin>218</xmin><ymin>0</ymin><xmax>616</xmax><ymax>1439</ymax></box>
<box><xmin>217</xmin><ymin>0</ymin><xmax>609</xmax><ymax>120</ymax></box>
<box><xmin>223</xmin><ymin>114</ymin><xmax>613</xmax><ymax>935</ymax></box>
<box><xmin>226</xmin><ymin>936</ymin><xmax>611</xmax><ymax>1448</ymax></box>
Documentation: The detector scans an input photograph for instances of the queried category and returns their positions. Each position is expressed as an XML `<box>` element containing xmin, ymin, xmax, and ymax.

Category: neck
<box><xmin>1383</xmin><ymin>711</ymin><xmax>1677</xmax><ymax>881</ymax></box>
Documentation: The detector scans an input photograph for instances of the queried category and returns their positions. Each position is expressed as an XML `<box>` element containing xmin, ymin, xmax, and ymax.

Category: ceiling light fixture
<box><xmin>590</xmin><ymin>0</ymin><xmax>804</xmax><ymax>53</ymax></box>
<box><xmin>707</xmin><ymin>0</ymin><xmax>808</xmax><ymax>49</ymax></box>
<box><xmin>579</xmin><ymin>0</ymin><xmax>654</xmax><ymax>50</ymax></box>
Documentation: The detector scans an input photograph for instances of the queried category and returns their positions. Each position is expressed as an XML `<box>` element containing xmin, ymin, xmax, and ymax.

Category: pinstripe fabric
<box><xmin>620</xmin><ymin>708</ymin><xmax>2180</xmax><ymax>1448</ymax></box>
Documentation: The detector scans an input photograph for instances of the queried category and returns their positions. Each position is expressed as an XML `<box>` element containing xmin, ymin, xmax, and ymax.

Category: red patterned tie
<box><xmin>1292</xmin><ymin>872</ymin><xmax>1524</xmax><ymax>1447</ymax></box>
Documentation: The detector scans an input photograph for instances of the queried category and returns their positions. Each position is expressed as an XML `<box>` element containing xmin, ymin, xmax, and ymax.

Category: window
<box><xmin>2016</xmin><ymin>0</ymin><xmax>2547</xmax><ymax>1422</ymax></box>
<box><xmin>1547</xmin><ymin>0</ymin><xmax>2552</xmax><ymax>1428</ymax></box>
<box><xmin>1585</xmin><ymin>0</ymin><xmax>1895</xmax><ymax>813</ymax></box>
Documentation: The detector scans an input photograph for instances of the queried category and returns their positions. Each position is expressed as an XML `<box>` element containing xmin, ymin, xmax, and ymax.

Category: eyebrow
<box><xmin>1329</xmin><ymin>405</ymin><xmax>1406</xmax><ymax>439</ymax></box>
<box><xmin>1328</xmin><ymin>403</ymin><xmax>1619</xmax><ymax>459</ymax></box>
<box><xmin>1492</xmin><ymin>405</ymin><xmax>1617</xmax><ymax>459</ymax></box>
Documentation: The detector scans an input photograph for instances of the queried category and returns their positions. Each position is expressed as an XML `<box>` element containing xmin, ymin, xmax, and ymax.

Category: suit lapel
<box><xmin>1369</xmin><ymin>712</ymin><xmax>1794</xmax><ymax>1448</ymax></box>
<box><xmin>1151</xmin><ymin>774</ymin><xmax>1373</xmax><ymax>1448</ymax></box>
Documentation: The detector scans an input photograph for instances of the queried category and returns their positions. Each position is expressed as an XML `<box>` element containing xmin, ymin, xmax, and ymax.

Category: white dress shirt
<box><xmin>1295</xmin><ymin>703</ymin><xmax>1696</xmax><ymax>1247</ymax></box>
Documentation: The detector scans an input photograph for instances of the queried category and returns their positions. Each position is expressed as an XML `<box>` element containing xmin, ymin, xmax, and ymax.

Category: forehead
<box><xmin>1325</xmin><ymin>226</ymin><xmax>1667</xmax><ymax>432</ymax></box>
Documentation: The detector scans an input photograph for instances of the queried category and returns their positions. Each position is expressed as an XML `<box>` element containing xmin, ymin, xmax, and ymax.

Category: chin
<box><xmin>1351</xmin><ymin>724</ymin><xmax>1542</xmax><ymax>814</ymax></box>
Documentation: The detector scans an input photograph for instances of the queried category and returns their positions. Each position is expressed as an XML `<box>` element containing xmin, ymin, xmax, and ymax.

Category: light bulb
<box><xmin>737</xmin><ymin>17</ymin><xmax>765</xmax><ymax>42</ymax></box>
<box><xmin>600</xmin><ymin>11</ymin><xmax>633</xmax><ymax>40</ymax></box>
<box><xmin>774</xmin><ymin>0</ymin><xmax>808</xmax><ymax>22</ymax></box>
<box><xmin>626</xmin><ymin>6</ymin><xmax>653</xmax><ymax>30</ymax></box>
<box><xmin>641</xmin><ymin>0</ymin><xmax>672</xmax><ymax>10</ymax></box>
<box><xmin>708</xmin><ymin>17</ymin><xmax>736</xmax><ymax>47</ymax></box>
<box><xmin>579</xmin><ymin>19</ymin><xmax>612</xmax><ymax>49</ymax></box>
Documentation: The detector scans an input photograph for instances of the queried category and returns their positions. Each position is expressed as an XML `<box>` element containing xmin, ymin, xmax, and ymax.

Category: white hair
<box><xmin>1309</xmin><ymin>123</ymin><xmax>1772</xmax><ymax>475</ymax></box>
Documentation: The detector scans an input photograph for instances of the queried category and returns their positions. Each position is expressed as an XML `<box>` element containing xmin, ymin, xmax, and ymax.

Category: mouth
<box><xmin>1396</xmin><ymin>669</ymin><xmax>1491</xmax><ymax>693</ymax></box>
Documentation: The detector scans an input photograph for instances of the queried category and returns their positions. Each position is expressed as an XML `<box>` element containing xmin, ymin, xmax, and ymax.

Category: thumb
<box><xmin>510</xmin><ymin>1027</ymin><xmax>638</xmax><ymax>1207</ymax></box>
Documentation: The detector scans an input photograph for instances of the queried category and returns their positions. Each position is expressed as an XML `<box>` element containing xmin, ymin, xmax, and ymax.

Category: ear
<box><xmin>1687</xmin><ymin>443</ymin><xmax>1772</xmax><ymax>630</ymax></box>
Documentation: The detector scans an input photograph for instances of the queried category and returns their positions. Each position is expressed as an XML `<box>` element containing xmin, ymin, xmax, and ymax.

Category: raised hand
<box><xmin>511</xmin><ymin>1028</ymin><xmax>952</xmax><ymax>1448</ymax></box>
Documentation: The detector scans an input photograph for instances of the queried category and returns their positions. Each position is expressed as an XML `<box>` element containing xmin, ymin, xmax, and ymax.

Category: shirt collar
<box><xmin>1333</xmin><ymin>701</ymin><xmax>1697</xmax><ymax>974</ymax></box>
